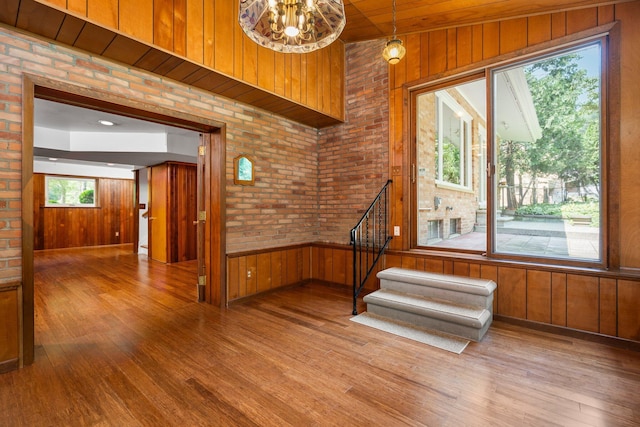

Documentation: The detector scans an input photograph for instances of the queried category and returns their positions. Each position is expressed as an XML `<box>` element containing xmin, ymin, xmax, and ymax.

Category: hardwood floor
<box><xmin>1</xmin><ymin>246</ymin><xmax>639</xmax><ymax>426</ymax></box>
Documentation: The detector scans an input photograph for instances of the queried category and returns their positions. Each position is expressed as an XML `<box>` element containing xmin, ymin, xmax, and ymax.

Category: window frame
<box><xmin>487</xmin><ymin>38</ymin><xmax>607</xmax><ymax>268</ymax></box>
<box><xmin>434</xmin><ymin>90</ymin><xmax>473</xmax><ymax>191</ymax></box>
<box><xmin>408</xmin><ymin>32</ymin><xmax>611</xmax><ymax>270</ymax></box>
<box><xmin>44</xmin><ymin>175</ymin><xmax>98</xmax><ymax>208</ymax></box>
<box><xmin>233</xmin><ymin>154</ymin><xmax>255</xmax><ymax>186</ymax></box>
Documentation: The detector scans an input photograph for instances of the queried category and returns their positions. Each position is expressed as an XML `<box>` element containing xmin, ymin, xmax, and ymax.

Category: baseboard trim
<box><xmin>36</xmin><ymin>243</ymin><xmax>133</xmax><ymax>252</ymax></box>
<box><xmin>227</xmin><ymin>279</ymin><xmax>312</xmax><ymax>305</ymax></box>
<box><xmin>0</xmin><ymin>358</ymin><xmax>19</xmax><ymax>374</ymax></box>
<box><xmin>494</xmin><ymin>315</ymin><xmax>640</xmax><ymax>352</ymax></box>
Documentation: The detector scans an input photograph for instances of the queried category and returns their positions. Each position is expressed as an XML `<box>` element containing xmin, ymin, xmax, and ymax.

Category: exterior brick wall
<box><xmin>317</xmin><ymin>40</ymin><xmax>389</xmax><ymax>245</ymax></box>
<box><xmin>416</xmin><ymin>88</ymin><xmax>486</xmax><ymax>246</ymax></box>
<box><xmin>0</xmin><ymin>26</ymin><xmax>321</xmax><ymax>281</ymax></box>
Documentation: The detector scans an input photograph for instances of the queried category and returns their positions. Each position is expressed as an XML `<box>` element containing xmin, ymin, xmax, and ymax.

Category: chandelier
<box><xmin>382</xmin><ymin>0</ymin><xmax>405</xmax><ymax>64</ymax></box>
<box><xmin>239</xmin><ymin>0</ymin><xmax>346</xmax><ymax>53</ymax></box>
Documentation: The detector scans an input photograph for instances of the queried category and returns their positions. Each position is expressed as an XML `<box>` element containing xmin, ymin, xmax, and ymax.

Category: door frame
<box><xmin>21</xmin><ymin>74</ymin><xmax>227</xmax><ymax>366</ymax></box>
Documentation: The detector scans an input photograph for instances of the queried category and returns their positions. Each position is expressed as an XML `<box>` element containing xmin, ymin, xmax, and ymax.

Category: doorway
<box><xmin>21</xmin><ymin>75</ymin><xmax>227</xmax><ymax>366</ymax></box>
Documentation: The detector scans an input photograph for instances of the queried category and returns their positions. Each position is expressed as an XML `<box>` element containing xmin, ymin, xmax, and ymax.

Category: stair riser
<box><xmin>364</xmin><ymin>292</ymin><xmax>491</xmax><ymax>328</ymax></box>
<box><xmin>380</xmin><ymin>279</ymin><xmax>494</xmax><ymax>309</ymax></box>
<box><xmin>367</xmin><ymin>303</ymin><xmax>492</xmax><ymax>342</ymax></box>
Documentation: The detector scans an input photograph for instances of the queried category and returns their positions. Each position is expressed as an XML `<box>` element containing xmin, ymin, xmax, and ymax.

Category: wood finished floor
<box><xmin>1</xmin><ymin>246</ymin><xmax>639</xmax><ymax>426</ymax></box>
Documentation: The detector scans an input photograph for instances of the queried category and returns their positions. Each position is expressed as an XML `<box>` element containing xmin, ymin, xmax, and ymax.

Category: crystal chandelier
<box><xmin>239</xmin><ymin>0</ymin><xmax>346</xmax><ymax>53</ymax></box>
<box><xmin>382</xmin><ymin>0</ymin><xmax>406</xmax><ymax>64</ymax></box>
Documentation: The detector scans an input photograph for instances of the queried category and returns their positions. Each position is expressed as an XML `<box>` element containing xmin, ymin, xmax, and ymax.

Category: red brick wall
<box><xmin>317</xmin><ymin>40</ymin><xmax>390</xmax><ymax>244</ymax></box>
<box><xmin>0</xmin><ymin>26</ymin><xmax>320</xmax><ymax>280</ymax></box>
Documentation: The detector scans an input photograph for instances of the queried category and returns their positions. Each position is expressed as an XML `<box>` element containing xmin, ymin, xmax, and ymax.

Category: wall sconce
<box><xmin>434</xmin><ymin>196</ymin><xmax>442</xmax><ymax>210</ymax></box>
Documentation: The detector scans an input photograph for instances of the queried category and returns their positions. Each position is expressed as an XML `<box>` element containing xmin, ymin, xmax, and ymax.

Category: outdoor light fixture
<box><xmin>239</xmin><ymin>0</ymin><xmax>346</xmax><ymax>53</ymax></box>
<box><xmin>382</xmin><ymin>0</ymin><xmax>405</xmax><ymax>64</ymax></box>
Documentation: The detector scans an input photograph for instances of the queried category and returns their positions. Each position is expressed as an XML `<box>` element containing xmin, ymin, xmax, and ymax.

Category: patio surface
<box><xmin>430</xmin><ymin>219</ymin><xmax>599</xmax><ymax>260</ymax></box>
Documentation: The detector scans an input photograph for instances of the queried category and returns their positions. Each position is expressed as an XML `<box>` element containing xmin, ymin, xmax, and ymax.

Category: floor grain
<box><xmin>1</xmin><ymin>246</ymin><xmax>638</xmax><ymax>426</ymax></box>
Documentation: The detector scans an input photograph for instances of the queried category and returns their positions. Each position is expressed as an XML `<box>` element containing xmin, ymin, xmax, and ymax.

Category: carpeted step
<box><xmin>377</xmin><ymin>267</ymin><xmax>497</xmax><ymax>309</ymax></box>
<box><xmin>350</xmin><ymin>312</ymin><xmax>470</xmax><ymax>354</ymax></box>
<box><xmin>363</xmin><ymin>289</ymin><xmax>492</xmax><ymax>341</ymax></box>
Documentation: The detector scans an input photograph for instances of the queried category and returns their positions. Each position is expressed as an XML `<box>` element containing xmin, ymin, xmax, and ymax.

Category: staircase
<box><xmin>351</xmin><ymin>180</ymin><xmax>393</xmax><ymax>315</ymax></box>
<box><xmin>363</xmin><ymin>267</ymin><xmax>497</xmax><ymax>341</ymax></box>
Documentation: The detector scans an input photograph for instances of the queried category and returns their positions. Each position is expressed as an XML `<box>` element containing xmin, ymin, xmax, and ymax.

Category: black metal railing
<box><xmin>351</xmin><ymin>179</ymin><xmax>392</xmax><ymax>315</ymax></box>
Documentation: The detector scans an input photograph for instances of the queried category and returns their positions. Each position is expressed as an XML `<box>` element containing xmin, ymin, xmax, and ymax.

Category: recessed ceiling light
<box><xmin>106</xmin><ymin>163</ymin><xmax>115</xmax><ymax>166</ymax></box>
<box><xmin>98</xmin><ymin>120</ymin><xmax>115</xmax><ymax>126</ymax></box>
<box><xmin>48</xmin><ymin>158</ymin><xmax>58</xmax><ymax>161</ymax></box>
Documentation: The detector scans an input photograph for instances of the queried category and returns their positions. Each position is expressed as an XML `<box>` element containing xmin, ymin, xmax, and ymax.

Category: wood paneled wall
<box><xmin>231</xmin><ymin>240</ymin><xmax>639</xmax><ymax>341</ymax></box>
<box><xmin>33</xmin><ymin>174</ymin><xmax>134</xmax><ymax>250</ymax></box>
<box><xmin>227</xmin><ymin>243</ymin><xmax>380</xmax><ymax>302</ymax></box>
<box><xmin>227</xmin><ymin>245</ymin><xmax>311</xmax><ymax>302</ymax></box>
<box><xmin>378</xmin><ymin>4</ymin><xmax>640</xmax><ymax>342</ymax></box>
<box><xmin>37</xmin><ymin>0</ymin><xmax>344</xmax><ymax>121</ymax></box>
<box><xmin>388</xmin><ymin>6</ymin><xmax>620</xmax><ymax>253</ymax></box>
<box><xmin>0</xmin><ymin>282</ymin><xmax>19</xmax><ymax>373</ymax></box>
<box><xmin>312</xmin><ymin>244</ymin><xmax>381</xmax><ymax>290</ymax></box>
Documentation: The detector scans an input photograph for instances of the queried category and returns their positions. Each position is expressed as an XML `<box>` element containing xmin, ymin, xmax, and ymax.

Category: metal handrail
<box><xmin>351</xmin><ymin>179</ymin><xmax>392</xmax><ymax>315</ymax></box>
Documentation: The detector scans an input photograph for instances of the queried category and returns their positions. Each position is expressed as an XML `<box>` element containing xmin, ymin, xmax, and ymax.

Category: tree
<box><xmin>524</xmin><ymin>51</ymin><xmax>600</xmax><ymax>201</ymax></box>
<box><xmin>47</xmin><ymin>178</ymin><xmax>73</xmax><ymax>204</ymax></box>
<box><xmin>499</xmin><ymin>48</ymin><xmax>600</xmax><ymax>209</ymax></box>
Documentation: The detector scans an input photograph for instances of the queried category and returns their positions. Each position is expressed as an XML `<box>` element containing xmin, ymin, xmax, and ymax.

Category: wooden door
<box><xmin>197</xmin><ymin>136</ymin><xmax>207</xmax><ymax>301</ymax></box>
<box><xmin>167</xmin><ymin>162</ymin><xmax>198</xmax><ymax>263</ymax></box>
<box><xmin>148</xmin><ymin>164</ymin><xmax>168</xmax><ymax>263</ymax></box>
<box><xmin>198</xmin><ymin>131</ymin><xmax>226</xmax><ymax>307</ymax></box>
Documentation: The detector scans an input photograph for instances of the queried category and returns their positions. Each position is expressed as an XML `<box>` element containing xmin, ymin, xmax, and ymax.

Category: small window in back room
<box><xmin>45</xmin><ymin>176</ymin><xmax>97</xmax><ymax>207</ymax></box>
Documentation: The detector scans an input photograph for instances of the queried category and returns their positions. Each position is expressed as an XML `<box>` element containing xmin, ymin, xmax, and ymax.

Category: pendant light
<box><xmin>239</xmin><ymin>0</ymin><xmax>346</xmax><ymax>54</ymax></box>
<box><xmin>382</xmin><ymin>0</ymin><xmax>406</xmax><ymax>64</ymax></box>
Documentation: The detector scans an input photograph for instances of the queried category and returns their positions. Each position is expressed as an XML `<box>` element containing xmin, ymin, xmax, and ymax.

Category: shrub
<box><xmin>515</xmin><ymin>201</ymin><xmax>599</xmax><ymax>226</ymax></box>
<box><xmin>515</xmin><ymin>203</ymin><xmax>562</xmax><ymax>216</ymax></box>
<box><xmin>79</xmin><ymin>189</ymin><xmax>94</xmax><ymax>204</ymax></box>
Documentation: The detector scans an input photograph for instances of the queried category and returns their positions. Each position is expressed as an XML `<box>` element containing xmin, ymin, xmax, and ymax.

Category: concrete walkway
<box><xmin>431</xmin><ymin>219</ymin><xmax>600</xmax><ymax>260</ymax></box>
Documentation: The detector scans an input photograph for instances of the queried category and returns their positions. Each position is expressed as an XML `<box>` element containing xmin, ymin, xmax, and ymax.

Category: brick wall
<box><xmin>416</xmin><ymin>88</ymin><xmax>486</xmax><ymax>245</ymax></box>
<box><xmin>317</xmin><ymin>40</ymin><xmax>390</xmax><ymax>245</ymax></box>
<box><xmin>0</xmin><ymin>26</ymin><xmax>321</xmax><ymax>281</ymax></box>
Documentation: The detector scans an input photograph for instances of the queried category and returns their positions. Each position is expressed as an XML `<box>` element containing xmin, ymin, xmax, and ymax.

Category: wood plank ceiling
<box><xmin>0</xmin><ymin>0</ymin><xmax>626</xmax><ymax>128</ymax></box>
<box><xmin>341</xmin><ymin>0</ymin><xmax>628</xmax><ymax>42</ymax></box>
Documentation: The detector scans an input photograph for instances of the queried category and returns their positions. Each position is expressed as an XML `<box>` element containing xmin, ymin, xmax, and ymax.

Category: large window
<box><xmin>415</xmin><ymin>81</ymin><xmax>486</xmax><ymax>250</ymax></box>
<box><xmin>45</xmin><ymin>176</ymin><xmax>97</xmax><ymax>207</ymax></box>
<box><xmin>413</xmin><ymin>39</ymin><xmax>605</xmax><ymax>265</ymax></box>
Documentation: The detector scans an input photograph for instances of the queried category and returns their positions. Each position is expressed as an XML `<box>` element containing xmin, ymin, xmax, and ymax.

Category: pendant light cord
<box><xmin>392</xmin><ymin>0</ymin><xmax>397</xmax><ymax>38</ymax></box>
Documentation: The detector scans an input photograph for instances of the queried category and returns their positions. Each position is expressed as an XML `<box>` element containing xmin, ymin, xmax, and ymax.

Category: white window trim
<box><xmin>478</xmin><ymin>124</ymin><xmax>487</xmax><ymax>208</ymax></box>
<box><xmin>435</xmin><ymin>90</ymin><xmax>473</xmax><ymax>191</ymax></box>
<box><xmin>44</xmin><ymin>175</ymin><xmax>98</xmax><ymax>208</ymax></box>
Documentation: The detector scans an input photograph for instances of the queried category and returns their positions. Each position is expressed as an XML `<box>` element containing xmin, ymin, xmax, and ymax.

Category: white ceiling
<box><xmin>453</xmin><ymin>72</ymin><xmax>542</xmax><ymax>143</ymax></box>
<box><xmin>34</xmin><ymin>99</ymin><xmax>200</xmax><ymax>170</ymax></box>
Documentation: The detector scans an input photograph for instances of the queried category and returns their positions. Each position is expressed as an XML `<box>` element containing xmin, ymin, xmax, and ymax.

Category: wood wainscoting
<box><xmin>227</xmin><ymin>244</ymin><xmax>312</xmax><ymax>302</ymax></box>
<box><xmin>0</xmin><ymin>282</ymin><xmax>20</xmax><ymax>373</ymax></box>
<box><xmin>385</xmin><ymin>250</ymin><xmax>640</xmax><ymax>342</ymax></box>
<box><xmin>227</xmin><ymin>243</ymin><xmax>381</xmax><ymax>303</ymax></box>
<box><xmin>227</xmin><ymin>243</ymin><xmax>640</xmax><ymax>342</ymax></box>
